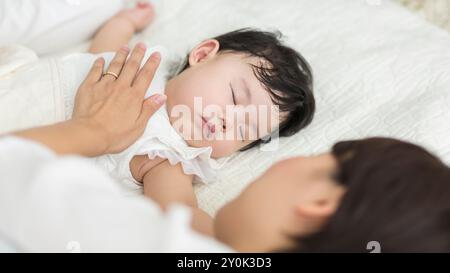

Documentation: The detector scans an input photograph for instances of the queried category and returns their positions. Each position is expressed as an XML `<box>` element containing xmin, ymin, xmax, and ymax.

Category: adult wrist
<box><xmin>72</xmin><ymin>118</ymin><xmax>110</xmax><ymax>157</ymax></box>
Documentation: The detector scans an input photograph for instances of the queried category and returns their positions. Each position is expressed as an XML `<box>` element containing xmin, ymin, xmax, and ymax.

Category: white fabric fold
<box><xmin>0</xmin><ymin>136</ymin><xmax>232</xmax><ymax>252</ymax></box>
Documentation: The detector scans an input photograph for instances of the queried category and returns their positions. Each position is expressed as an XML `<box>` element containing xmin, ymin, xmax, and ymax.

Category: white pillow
<box><xmin>133</xmin><ymin>0</ymin><xmax>450</xmax><ymax>216</ymax></box>
<box><xmin>0</xmin><ymin>0</ymin><xmax>124</xmax><ymax>56</ymax></box>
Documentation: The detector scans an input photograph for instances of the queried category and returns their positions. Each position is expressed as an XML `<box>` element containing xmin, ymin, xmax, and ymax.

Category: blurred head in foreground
<box><xmin>215</xmin><ymin>137</ymin><xmax>450</xmax><ymax>253</ymax></box>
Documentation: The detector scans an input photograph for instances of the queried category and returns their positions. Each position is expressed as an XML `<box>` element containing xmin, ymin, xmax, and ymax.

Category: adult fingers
<box><xmin>101</xmin><ymin>45</ymin><xmax>130</xmax><ymax>83</ymax></box>
<box><xmin>133</xmin><ymin>52</ymin><xmax>161</xmax><ymax>97</ymax></box>
<box><xmin>118</xmin><ymin>43</ymin><xmax>147</xmax><ymax>85</ymax></box>
<box><xmin>137</xmin><ymin>94</ymin><xmax>167</xmax><ymax>126</ymax></box>
<box><xmin>81</xmin><ymin>57</ymin><xmax>105</xmax><ymax>86</ymax></box>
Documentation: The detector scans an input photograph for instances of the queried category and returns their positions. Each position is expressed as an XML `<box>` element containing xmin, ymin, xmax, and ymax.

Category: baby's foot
<box><xmin>116</xmin><ymin>1</ymin><xmax>155</xmax><ymax>32</ymax></box>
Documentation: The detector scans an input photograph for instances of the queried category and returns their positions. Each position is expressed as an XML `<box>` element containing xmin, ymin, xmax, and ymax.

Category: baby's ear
<box><xmin>188</xmin><ymin>39</ymin><xmax>220</xmax><ymax>66</ymax></box>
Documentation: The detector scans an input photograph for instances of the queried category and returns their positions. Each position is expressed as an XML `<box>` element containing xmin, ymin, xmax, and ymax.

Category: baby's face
<box><xmin>165</xmin><ymin>40</ymin><xmax>279</xmax><ymax>158</ymax></box>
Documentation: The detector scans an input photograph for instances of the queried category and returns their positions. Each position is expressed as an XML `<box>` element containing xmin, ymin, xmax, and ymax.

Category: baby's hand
<box><xmin>130</xmin><ymin>155</ymin><xmax>166</xmax><ymax>182</ymax></box>
<box><xmin>116</xmin><ymin>2</ymin><xmax>155</xmax><ymax>32</ymax></box>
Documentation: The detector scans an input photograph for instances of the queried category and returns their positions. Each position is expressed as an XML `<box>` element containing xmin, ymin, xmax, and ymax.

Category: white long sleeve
<box><xmin>0</xmin><ymin>136</ymin><xmax>230</xmax><ymax>252</ymax></box>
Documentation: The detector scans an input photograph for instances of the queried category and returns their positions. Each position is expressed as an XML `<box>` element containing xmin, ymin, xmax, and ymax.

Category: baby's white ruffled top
<box><xmin>60</xmin><ymin>46</ymin><xmax>224</xmax><ymax>189</ymax></box>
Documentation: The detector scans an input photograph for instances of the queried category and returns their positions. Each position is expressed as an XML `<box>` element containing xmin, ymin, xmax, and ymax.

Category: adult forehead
<box><xmin>284</xmin><ymin>153</ymin><xmax>338</xmax><ymax>173</ymax></box>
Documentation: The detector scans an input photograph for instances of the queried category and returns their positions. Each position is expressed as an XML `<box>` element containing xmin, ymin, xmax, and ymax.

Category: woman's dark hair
<box><xmin>293</xmin><ymin>137</ymin><xmax>450</xmax><ymax>253</ymax></box>
<box><xmin>178</xmin><ymin>28</ymin><xmax>315</xmax><ymax>150</ymax></box>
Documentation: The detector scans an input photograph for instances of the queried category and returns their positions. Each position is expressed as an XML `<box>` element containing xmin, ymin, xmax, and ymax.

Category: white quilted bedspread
<box><xmin>129</xmin><ymin>0</ymin><xmax>450</xmax><ymax>216</ymax></box>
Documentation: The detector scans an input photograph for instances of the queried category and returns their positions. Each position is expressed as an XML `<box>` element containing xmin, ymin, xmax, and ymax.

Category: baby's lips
<box><xmin>209</xmin><ymin>123</ymin><xmax>216</xmax><ymax>134</ymax></box>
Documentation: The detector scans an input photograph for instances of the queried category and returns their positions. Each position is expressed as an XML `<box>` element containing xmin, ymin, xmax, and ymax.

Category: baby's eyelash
<box><xmin>230</xmin><ymin>83</ymin><xmax>237</xmax><ymax>105</ymax></box>
<box><xmin>229</xmin><ymin>83</ymin><xmax>244</xmax><ymax>141</ymax></box>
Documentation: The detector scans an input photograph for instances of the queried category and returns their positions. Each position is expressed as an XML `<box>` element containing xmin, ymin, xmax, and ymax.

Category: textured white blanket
<box><xmin>396</xmin><ymin>0</ymin><xmax>450</xmax><ymax>31</ymax></box>
<box><xmin>140</xmin><ymin>0</ymin><xmax>450</xmax><ymax>216</ymax></box>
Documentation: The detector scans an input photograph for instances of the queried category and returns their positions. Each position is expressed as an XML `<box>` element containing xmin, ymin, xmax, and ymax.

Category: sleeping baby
<box><xmin>0</xmin><ymin>2</ymin><xmax>315</xmax><ymax>232</ymax></box>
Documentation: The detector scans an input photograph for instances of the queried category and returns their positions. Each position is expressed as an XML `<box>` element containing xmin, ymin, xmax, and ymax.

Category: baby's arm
<box><xmin>131</xmin><ymin>155</ymin><xmax>197</xmax><ymax>208</ymax></box>
<box><xmin>89</xmin><ymin>2</ymin><xmax>155</xmax><ymax>53</ymax></box>
<box><xmin>130</xmin><ymin>155</ymin><xmax>214</xmax><ymax>236</ymax></box>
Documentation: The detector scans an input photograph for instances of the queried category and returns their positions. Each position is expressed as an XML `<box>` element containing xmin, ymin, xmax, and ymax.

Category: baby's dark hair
<box><xmin>178</xmin><ymin>28</ymin><xmax>315</xmax><ymax>150</ymax></box>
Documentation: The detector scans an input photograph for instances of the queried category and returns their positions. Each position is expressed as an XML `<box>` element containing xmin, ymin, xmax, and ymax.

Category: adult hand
<box><xmin>13</xmin><ymin>43</ymin><xmax>166</xmax><ymax>157</ymax></box>
<box><xmin>73</xmin><ymin>43</ymin><xmax>167</xmax><ymax>154</ymax></box>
